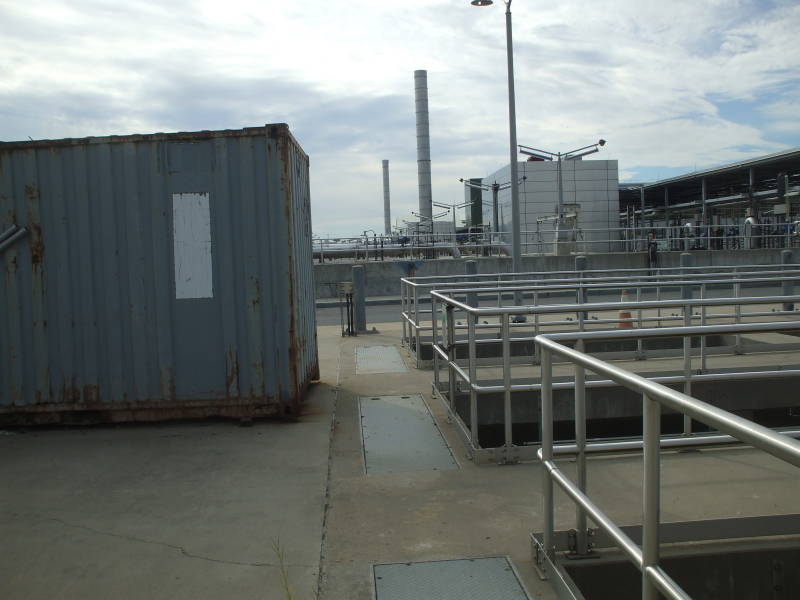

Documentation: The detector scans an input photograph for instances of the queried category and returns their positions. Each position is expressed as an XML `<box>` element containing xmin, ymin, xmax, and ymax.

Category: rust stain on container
<box><xmin>226</xmin><ymin>348</ymin><xmax>240</xmax><ymax>397</ymax></box>
<box><xmin>25</xmin><ymin>184</ymin><xmax>44</xmax><ymax>267</ymax></box>
<box><xmin>82</xmin><ymin>384</ymin><xmax>100</xmax><ymax>404</ymax></box>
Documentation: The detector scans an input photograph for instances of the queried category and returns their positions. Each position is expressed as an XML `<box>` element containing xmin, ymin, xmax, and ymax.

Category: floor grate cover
<box><xmin>374</xmin><ymin>557</ymin><xmax>529</xmax><ymax>600</ymax></box>
<box><xmin>359</xmin><ymin>395</ymin><xmax>457</xmax><ymax>474</ymax></box>
<box><xmin>355</xmin><ymin>345</ymin><xmax>408</xmax><ymax>374</ymax></box>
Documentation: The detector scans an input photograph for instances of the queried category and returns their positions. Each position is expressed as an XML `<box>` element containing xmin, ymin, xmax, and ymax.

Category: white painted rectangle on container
<box><xmin>173</xmin><ymin>192</ymin><xmax>213</xmax><ymax>299</ymax></box>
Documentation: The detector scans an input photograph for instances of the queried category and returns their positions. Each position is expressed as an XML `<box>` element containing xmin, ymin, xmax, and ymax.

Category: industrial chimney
<box><xmin>414</xmin><ymin>70</ymin><xmax>433</xmax><ymax>233</ymax></box>
<box><xmin>382</xmin><ymin>159</ymin><xmax>391</xmax><ymax>235</ymax></box>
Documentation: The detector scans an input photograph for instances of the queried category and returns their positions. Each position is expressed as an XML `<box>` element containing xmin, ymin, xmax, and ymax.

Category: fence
<box><xmin>313</xmin><ymin>224</ymin><xmax>800</xmax><ymax>262</ymax></box>
<box><xmin>533</xmin><ymin>324</ymin><xmax>800</xmax><ymax>600</ymax></box>
<box><xmin>402</xmin><ymin>265</ymin><xmax>800</xmax><ymax>367</ymax></box>
<box><xmin>428</xmin><ymin>289</ymin><xmax>800</xmax><ymax>463</ymax></box>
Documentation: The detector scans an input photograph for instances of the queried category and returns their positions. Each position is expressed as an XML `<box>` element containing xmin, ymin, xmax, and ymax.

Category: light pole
<box><xmin>471</xmin><ymin>0</ymin><xmax>523</xmax><ymax>290</ymax></box>
<box><xmin>519</xmin><ymin>140</ymin><xmax>606</xmax><ymax>255</ymax></box>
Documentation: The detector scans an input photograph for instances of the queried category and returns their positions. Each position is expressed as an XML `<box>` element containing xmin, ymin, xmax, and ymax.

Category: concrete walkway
<box><xmin>2</xmin><ymin>318</ymin><xmax>799</xmax><ymax>599</ymax></box>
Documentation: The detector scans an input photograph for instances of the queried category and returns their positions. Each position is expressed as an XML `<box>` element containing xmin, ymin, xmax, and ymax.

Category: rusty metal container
<box><xmin>0</xmin><ymin>124</ymin><xmax>318</xmax><ymax>424</ymax></box>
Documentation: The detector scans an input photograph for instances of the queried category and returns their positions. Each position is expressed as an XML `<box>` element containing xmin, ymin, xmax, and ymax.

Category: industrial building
<box><xmin>619</xmin><ymin>147</ymin><xmax>800</xmax><ymax>248</ymax></box>
<box><xmin>474</xmin><ymin>158</ymin><xmax>620</xmax><ymax>253</ymax></box>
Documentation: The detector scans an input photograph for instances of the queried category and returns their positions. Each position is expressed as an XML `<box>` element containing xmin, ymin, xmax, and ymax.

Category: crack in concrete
<box><xmin>315</xmin><ymin>353</ymin><xmax>342</xmax><ymax>598</ymax></box>
<box><xmin>23</xmin><ymin>515</ymin><xmax>315</xmax><ymax>569</ymax></box>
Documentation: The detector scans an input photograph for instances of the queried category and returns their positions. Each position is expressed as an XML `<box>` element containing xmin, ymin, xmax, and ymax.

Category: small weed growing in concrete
<box><xmin>272</xmin><ymin>539</ymin><xmax>295</xmax><ymax>600</ymax></box>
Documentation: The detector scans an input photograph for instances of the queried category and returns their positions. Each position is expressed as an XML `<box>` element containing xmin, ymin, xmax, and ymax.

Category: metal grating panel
<box><xmin>355</xmin><ymin>345</ymin><xmax>408</xmax><ymax>374</ymax></box>
<box><xmin>374</xmin><ymin>557</ymin><xmax>529</xmax><ymax>600</ymax></box>
<box><xmin>359</xmin><ymin>395</ymin><xmax>457</xmax><ymax>474</ymax></box>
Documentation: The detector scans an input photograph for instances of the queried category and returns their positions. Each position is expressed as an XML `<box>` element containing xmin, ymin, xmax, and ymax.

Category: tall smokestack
<box><xmin>414</xmin><ymin>70</ymin><xmax>433</xmax><ymax>232</ymax></box>
<box><xmin>382</xmin><ymin>159</ymin><xmax>391</xmax><ymax>235</ymax></box>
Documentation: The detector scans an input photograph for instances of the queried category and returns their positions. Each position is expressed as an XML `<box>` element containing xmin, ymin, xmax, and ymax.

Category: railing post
<box><xmin>574</xmin><ymin>339</ymin><xmax>588</xmax><ymax>555</ymax></box>
<box><xmin>541</xmin><ymin>346</ymin><xmax>555</xmax><ymax>561</ymax></box>
<box><xmin>636</xmin><ymin>285</ymin><xmax>644</xmax><ymax>359</ymax></box>
<box><xmin>466</xmin><ymin>259</ymin><xmax>479</xmax><ymax>323</ymax></box>
<box><xmin>782</xmin><ymin>249</ymin><xmax>795</xmax><ymax>311</ymax></box>
<box><xmin>501</xmin><ymin>314</ymin><xmax>513</xmax><ymax>458</ymax></box>
<box><xmin>680</xmin><ymin>253</ymin><xmax>693</xmax><ymax>301</ymax></box>
<box><xmin>468</xmin><ymin>317</ymin><xmax>479</xmax><ymax>450</ymax></box>
<box><xmin>683</xmin><ymin>309</ymin><xmax>692</xmax><ymax>435</ymax></box>
<box><xmin>413</xmin><ymin>285</ymin><xmax>421</xmax><ymax>367</ymax></box>
<box><xmin>700</xmin><ymin>283</ymin><xmax>707</xmax><ymax>373</ymax></box>
<box><xmin>447</xmin><ymin>305</ymin><xmax>456</xmax><ymax>410</ymax></box>
<box><xmin>642</xmin><ymin>393</ymin><xmax>661</xmax><ymax>600</ymax></box>
<box><xmin>734</xmin><ymin>280</ymin><xmax>743</xmax><ymax>355</ymax></box>
<box><xmin>533</xmin><ymin>291</ymin><xmax>541</xmax><ymax>365</ymax></box>
<box><xmin>401</xmin><ymin>281</ymin><xmax>408</xmax><ymax>346</ymax></box>
<box><xmin>432</xmin><ymin>294</ymin><xmax>440</xmax><ymax>391</ymax></box>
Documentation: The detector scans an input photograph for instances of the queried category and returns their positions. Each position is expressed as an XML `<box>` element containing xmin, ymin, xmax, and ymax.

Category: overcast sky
<box><xmin>2</xmin><ymin>0</ymin><xmax>799</xmax><ymax>237</ymax></box>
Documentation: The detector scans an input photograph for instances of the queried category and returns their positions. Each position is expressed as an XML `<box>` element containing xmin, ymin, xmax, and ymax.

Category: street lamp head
<box><xmin>471</xmin><ymin>0</ymin><xmax>493</xmax><ymax>5</ymax></box>
<box><xmin>598</xmin><ymin>139</ymin><xmax>606</xmax><ymax>147</ymax></box>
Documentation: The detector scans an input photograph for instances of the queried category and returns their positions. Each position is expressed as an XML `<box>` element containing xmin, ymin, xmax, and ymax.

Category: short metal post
<box><xmin>683</xmin><ymin>311</ymin><xmax>692</xmax><ymax>435</ymax></box>
<box><xmin>574</xmin><ymin>339</ymin><xmax>588</xmax><ymax>555</ymax></box>
<box><xmin>680</xmin><ymin>253</ymin><xmax>693</xmax><ymax>300</ymax></box>
<box><xmin>782</xmin><ymin>249</ymin><xmax>794</xmax><ymax>311</ymax></box>
<box><xmin>465</xmin><ymin>260</ymin><xmax>479</xmax><ymax>325</ymax></box>
<box><xmin>413</xmin><ymin>285</ymin><xmax>421</xmax><ymax>367</ymax></box>
<box><xmin>636</xmin><ymin>286</ymin><xmax>644</xmax><ymax>359</ymax></box>
<box><xmin>575</xmin><ymin>256</ymin><xmax>588</xmax><ymax>320</ymax></box>
<box><xmin>501</xmin><ymin>314</ymin><xmax>513</xmax><ymax>453</ymax></box>
<box><xmin>533</xmin><ymin>292</ymin><xmax>540</xmax><ymax>365</ymax></box>
<box><xmin>734</xmin><ymin>281</ymin><xmax>743</xmax><ymax>354</ymax></box>
<box><xmin>642</xmin><ymin>394</ymin><xmax>662</xmax><ymax>600</ymax></box>
<box><xmin>468</xmin><ymin>317</ymin><xmax>479</xmax><ymax>450</ymax></box>
<box><xmin>700</xmin><ymin>283</ymin><xmax>707</xmax><ymax>372</ymax></box>
<box><xmin>432</xmin><ymin>295</ymin><xmax>440</xmax><ymax>391</ymax></box>
<box><xmin>352</xmin><ymin>265</ymin><xmax>367</xmax><ymax>333</ymax></box>
<box><xmin>541</xmin><ymin>347</ymin><xmax>555</xmax><ymax>560</ymax></box>
<box><xmin>447</xmin><ymin>306</ymin><xmax>456</xmax><ymax>410</ymax></box>
<box><xmin>401</xmin><ymin>281</ymin><xmax>408</xmax><ymax>345</ymax></box>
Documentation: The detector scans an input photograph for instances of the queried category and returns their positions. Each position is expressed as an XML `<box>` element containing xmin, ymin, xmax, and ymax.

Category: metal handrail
<box><xmin>401</xmin><ymin>266</ymin><xmax>800</xmax><ymax>365</ymax></box>
<box><xmin>534</xmin><ymin>325</ymin><xmax>800</xmax><ymax>600</ymax></box>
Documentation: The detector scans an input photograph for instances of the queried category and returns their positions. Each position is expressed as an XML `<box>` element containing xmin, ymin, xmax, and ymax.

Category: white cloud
<box><xmin>1</xmin><ymin>0</ymin><xmax>798</xmax><ymax>236</ymax></box>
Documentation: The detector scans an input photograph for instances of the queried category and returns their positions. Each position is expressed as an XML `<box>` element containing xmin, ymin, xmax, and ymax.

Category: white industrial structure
<box><xmin>482</xmin><ymin>158</ymin><xmax>620</xmax><ymax>253</ymax></box>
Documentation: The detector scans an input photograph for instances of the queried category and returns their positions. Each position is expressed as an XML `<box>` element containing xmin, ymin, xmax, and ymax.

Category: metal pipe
<box><xmin>551</xmin><ymin>429</ymin><xmax>800</xmax><ymax>455</ymax></box>
<box><xmin>502</xmin><ymin>314</ymin><xmax>512</xmax><ymax>450</ymax></box>
<box><xmin>642</xmin><ymin>394</ymin><xmax>661</xmax><ymax>600</ymax></box>
<box><xmin>541</xmin><ymin>347</ymin><xmax>554</xmax><ymax>560</ymax></box>
<box><xmin>539</xmin><ymin>454</ymin><xmax>643</xmax><ymax>566</ymax></box>
<box><xmin>0</xmin><ymin>227</ymin><xmax>27</xmax><ymax>253</ymax></box>
<box><xmin>535</xmin><ymin>335</ymin><xmax>800</xmax><ymax>467</ymax></box>
<box><xmin>574</xmin><ymin>339</ymin><xmax>588</xmax><ymax>555</ymax></box>
<box><xmin>0</xmin><ymin>224</ymin><xmax>20</xmax><ymax>244</ymax></box>
<box><xmin>468</xmin><ymin>317</ymin><xmax>479</xmax><ymax>448</ymax></box>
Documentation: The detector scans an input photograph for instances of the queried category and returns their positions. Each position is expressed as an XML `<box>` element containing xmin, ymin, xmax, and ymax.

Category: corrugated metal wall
<box><xmin>0</xmin><ymin>124</ymin><xmax>318</xmax><ymax>423</ymax></box>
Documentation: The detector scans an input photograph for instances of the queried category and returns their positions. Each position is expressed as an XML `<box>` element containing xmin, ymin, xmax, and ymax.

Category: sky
<box><xmin>1</xmin><ymin>0</ymin><xmax>799</xmax><ymax>237</ymax></box>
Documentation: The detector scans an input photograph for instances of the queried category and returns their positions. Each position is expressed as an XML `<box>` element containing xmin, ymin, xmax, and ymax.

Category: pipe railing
<box><xmin>401</xmin><ymin>265</ymin><xmax>800</xmax><ymax>361</ymax></box>
<box><xmin>313</xmin><ymin>224</ymin><xmax>800</xmax><ymax>261</ymax></box>
<box><xmin>534</xmin><ymin>326</ymin><xmax>800</xmax><ymax>600</ymax></box>
<box><xmin>429</xmin><ymin>292</ymin><xmax>800</xmax><ymax>461</ymax></box>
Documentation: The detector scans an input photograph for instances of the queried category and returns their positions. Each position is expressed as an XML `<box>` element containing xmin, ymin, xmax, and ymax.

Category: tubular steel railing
<box><xmin>534</xmin><ymin>325</ymin><xmax>800</xmax><ymax>600</ymax></box>
<box><xmin>402</xmin><ymin>265</ymin><xmax>800</xmax><ymax>367</ymax></box>
<box><xmin>313</xmin><ymin>224</ymin><xmax>800</xmax><ymax>262</ymax></box>
<box><xmin>429</xmin><ymin>290</ymin><xmax>800</xmax><ymax>463</ymax></box>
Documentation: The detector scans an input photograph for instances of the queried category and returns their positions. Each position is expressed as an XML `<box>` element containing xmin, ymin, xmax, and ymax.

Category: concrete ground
<box><xmin>2</xmin><ymin>314</ymin><xmax>799</xmax><ymax>600</ymax></box>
